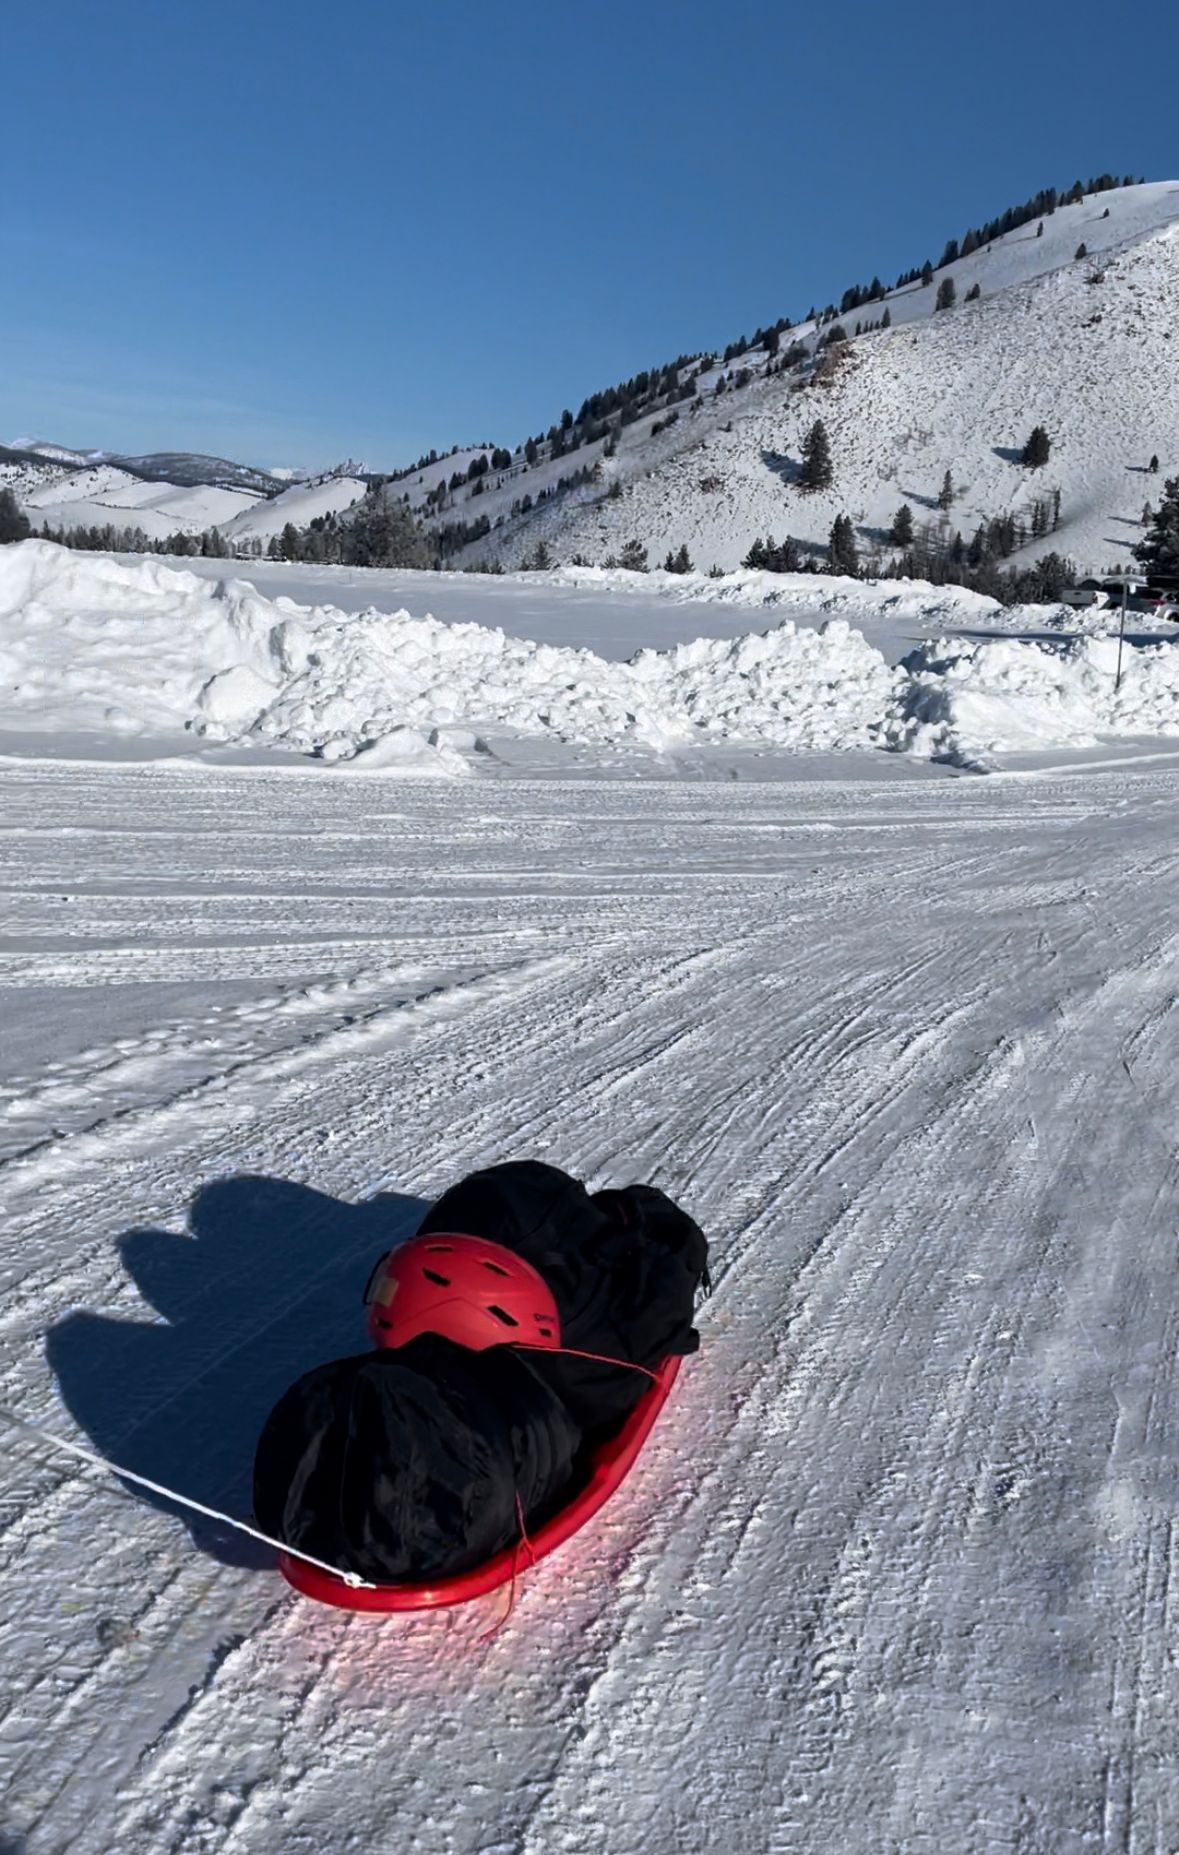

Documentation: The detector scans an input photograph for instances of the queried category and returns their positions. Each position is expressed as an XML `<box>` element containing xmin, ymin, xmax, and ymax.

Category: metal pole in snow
<box><xmin>1114</xmin><ymin>581</ymin><xmax>1128</xmax><ymax>696</ymax></box>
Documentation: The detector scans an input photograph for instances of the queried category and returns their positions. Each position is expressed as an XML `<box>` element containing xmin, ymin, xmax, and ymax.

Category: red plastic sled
<box><xmin>279</xmin><ymin>1354</ymin><xmax>682</xmax><ymax>1612</ymax></box>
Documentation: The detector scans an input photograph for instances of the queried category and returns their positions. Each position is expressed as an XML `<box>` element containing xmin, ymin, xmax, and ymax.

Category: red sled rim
<box><xmin>279</xmin><ymin>1354</ymin><xmax>683</xmax><ymax>1611</ymax></box>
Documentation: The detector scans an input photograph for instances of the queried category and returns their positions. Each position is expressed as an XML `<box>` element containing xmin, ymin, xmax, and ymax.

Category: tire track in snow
<box><xmin>4</xmin><ymin>764</ymin><xmax>1179</xmax><ymax>1853</ymax></box>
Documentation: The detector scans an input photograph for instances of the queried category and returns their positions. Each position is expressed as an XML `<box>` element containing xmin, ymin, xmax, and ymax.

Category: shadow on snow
<box><xmin>46</xmin><ymin>1174</ymin><xmax>427</xmax><ymax>1569</ymax></box>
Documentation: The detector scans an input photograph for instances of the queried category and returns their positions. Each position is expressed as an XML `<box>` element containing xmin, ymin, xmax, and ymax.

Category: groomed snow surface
<box><xmin>3</xmin><ymin>759</ymin><xmax>1179</xmax><ymax>1854</ymax></box>
<box><xmin>2</xmin><ymin>542</ymin><xmax>1178</xmax><ymax>772</ymax></box>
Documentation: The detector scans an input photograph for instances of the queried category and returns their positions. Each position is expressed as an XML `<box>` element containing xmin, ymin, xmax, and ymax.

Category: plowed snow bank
<box><xmin>2</xmin><ymin>542</ymin><xmax>1177</xmax><ymax>769</ymax></box>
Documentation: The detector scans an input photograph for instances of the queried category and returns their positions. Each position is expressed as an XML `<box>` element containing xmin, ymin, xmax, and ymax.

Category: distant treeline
<box><xmin>18</xmin><ymin>484</ymin><xmax>437</xmax><ymax>570</ymax></box>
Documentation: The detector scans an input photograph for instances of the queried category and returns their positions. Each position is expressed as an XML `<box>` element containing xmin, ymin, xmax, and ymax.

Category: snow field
<box><xmin>3</xmin><ymin>541</ymin><xmax>1179</xmax><ymax>769</ymax></box>
<box><xmin>2</xmin><ymin>760</ymin><xmax>1179</xmax><ymax>1852</ymax></box>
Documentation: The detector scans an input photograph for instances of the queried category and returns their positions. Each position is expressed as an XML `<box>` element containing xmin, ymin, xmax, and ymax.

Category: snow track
<box><xmin>2</xmin><ymin>760</ymin><xmax>1179</xmax><ymax>1852</ymax></box>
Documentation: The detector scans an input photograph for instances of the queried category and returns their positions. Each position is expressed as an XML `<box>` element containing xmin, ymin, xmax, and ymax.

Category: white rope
<box><xmin>0</xmin><ymin>1405</ymin><xmax>374</xmax><ymax>1589</ymax></box>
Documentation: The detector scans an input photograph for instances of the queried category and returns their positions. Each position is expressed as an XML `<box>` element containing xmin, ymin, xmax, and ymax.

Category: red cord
<box><xmin>511</xmin><ymin>1341</ymin><xmax>661</xmax><ymax>1384</ymax></box>
<box><xmin>478</xmin><ymin>1348</ymin><xmax>660</xmax><ymax>1637</ymax></box>
<box><xmin>479</xmin><ymin>1492</ymin><xmax>534</xmax><ymax>1640</ymax></box>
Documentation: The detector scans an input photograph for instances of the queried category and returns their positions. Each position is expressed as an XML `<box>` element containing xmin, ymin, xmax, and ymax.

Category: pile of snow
<box><xmin>884</xmin><ymin>633</ymin><xmax>1179</xmax><ymax>764</ymax></box>
<box><xmin>543</xmin><ymin>561</ymin><xmax>1002</xmax><ymax>622</ymax></box>
<box><xmin>631</xmin><ymin>622</ymin><xmax>898</xmax><ymax>750</ymax></box>
<box><xmin>2</xmin><ymin>542</ymin><xmax>1178</xmax><ymax>772</ymax></box>
<box><xmin>0</xmin><ymin>542</ymin><xmax>896</xmax><ymax>763</ymax></box>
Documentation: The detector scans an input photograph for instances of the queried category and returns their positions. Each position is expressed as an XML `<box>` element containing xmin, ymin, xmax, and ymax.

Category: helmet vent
<box><xmin>481</xmin><ymin>1259</ymin><xmax>510</xmax><ymax>1277</ymax></box>
<box><xmin>425</xmin><ymin>1242</ymin><xmax>454</xmax><ymax>1252</ymax></box>
<box><xmin>422</xmin><ymin>1268</ymin><xmax>451</xmax><ymax>1286</ymax></box>
<box><xmin>488</xmin><ymin>1305</ymin><xmax>520</xmax><ymax>1327</ymax></box>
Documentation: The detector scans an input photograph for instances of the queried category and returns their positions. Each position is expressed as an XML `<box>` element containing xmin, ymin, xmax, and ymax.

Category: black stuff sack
<box><xmin>418</xmin><ymin>1162</ymin><xmax>709</xmax><ymax>1436</ymax></box>
<box><xmin>253</xmin><ymin>1334</ymin><xmax>582</xmax><ymax>1584</ymax></box>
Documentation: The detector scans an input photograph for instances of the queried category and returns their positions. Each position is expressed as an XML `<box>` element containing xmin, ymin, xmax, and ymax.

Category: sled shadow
<box><xmin>46</xmin><ymin>1175</ymin><xmax>428</xmax><ymax>1569</ymax></box>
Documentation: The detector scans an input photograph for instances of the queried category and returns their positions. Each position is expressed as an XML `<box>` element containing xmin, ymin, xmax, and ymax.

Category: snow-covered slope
<box><xmin>19</xmin><ymin>464</ymin><xmax>263</xmax><ymax>538</ymax></box>
<box><xmin>220</xmin><ymin>473</ymin><xmax>368</xmax><ymax>543</ymax></box>
<box><xmin>0</xmin><ymin>439</ymin><xmax>372</xmax><ymax>543</ymax></box>
<box><xmin>466</xmin><ymin>182</ymin><xmax>1179</xmax><ymax>576</ymax></box>
<box><xmin>3</xmin><ymin>540</ymin><xmax>1178</xmax><ymax>770</ymax></box>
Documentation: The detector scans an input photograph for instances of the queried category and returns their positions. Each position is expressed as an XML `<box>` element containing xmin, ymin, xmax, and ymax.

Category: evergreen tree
<box><xmin>1143</xmin><ymin>502</ymin><xmax>1153</xmax><ymax>527</ymax></box>
<box><xmin>1074</xmin><ymin>242</ymin><xmax>1088</xmax><ymax>260</ymax></box>
<box><xmin>345</xmin><ymin>487</ymin><xmax>435</xmax><ymax>568</ymax></box>
<box><xmin>889</xmin><ymin>503</ymin><xmax>915</xmax><ymax>547</ymax></box>
<box><xmin>935</xmin><ymin>276</ymin><xmax>956</xmax><ymax>312</ymax></box>
<box><xmin>1150</xmin><ymin>454</ymin><xmax>1159</xmax><ymax>473</ymax></box>
<box><xmin>1036</xmin><ymin>220</ymin><xmax>1044</xmax><ymax>237</ymax></box>
<box><xmin>1021</xmin><ymin>425</ymin><xmax>1051</xmax><ymax>468</ymax></box>
<box><xmin>881</xmin><ymin>306</ymin><xmax>891</xmax><ymax>328</ymax></box>
<box><xmin>937</xmin><ymin>470</ymin><xmax>955</xmax><ymax>511</ymax></box>
<box><xmin>965</xmin><ymin>281</ymin><xmax>981</xmax><ymax>301</ymax></box>
<box><xmin>0</xmin><ymin>487</ymin><xmax>31</xmax><ymax>544</ymax></box>
<box><xmin>663</xmin><ymin>543</ymin><xmax>693</xmax><ymax>574</ymax></box>
<box><xmin>524</xmin><ymin>437</ymin><xmax>539</xmax><ymax>466</ymax></box>
<box><xmin>800</xmin><ymin>418</ymin><xmax>833</xmax><ymax>491</ymax></box>
<box><xmin>618</xmin><ymin>538</ymin><xmax>649</xmax><ymax>572</ymax></box>
<box><xmin>920</xmin><ymin>260</ymin><xmax>934</xmax><ymax>286</ymax></box>
<box><xmin>828</xmin><ymin>514</ymin><xmax>859</xmax><ymax>576</ymax></box>
<box><xmin>522</xmin><ymin>539</ymin><xmax>553</xmax><ymax>570</ymax></box>
<box><xmin>743</xmin><ymin>534</ymin><xmax>800</xmax><ymax>573</ymax></box>
<box><xmin>1134</xmin><ymin>475</ymin><xmax>1179</xmax><ymax>575</ymax></box>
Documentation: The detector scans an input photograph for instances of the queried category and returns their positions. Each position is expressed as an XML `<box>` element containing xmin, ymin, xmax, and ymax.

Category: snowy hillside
<box><xmin>17</xmin><ymin>463</ymin><xmax>263</xmax><ymax>541</ymax></box>
<box><xmin>220</xmin><ymin>473</ymin><xmax>369</xmax><ymax>544</ymax></box>
<box><xmin>446</xmin><ymin>182</ymin><xmax>1179</xmax><ymax>576</ymax></box>
<box><xmin>0</xmin><ymin>453</ymin><xmax>371</xmax><ymax>546</ymax></box>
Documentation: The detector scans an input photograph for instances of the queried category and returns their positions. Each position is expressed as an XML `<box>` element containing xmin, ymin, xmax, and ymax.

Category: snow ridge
<box><xmin>2</xmin><ymin>541</ymin><xmax>1178</xmax><ymax>770</ymax></box>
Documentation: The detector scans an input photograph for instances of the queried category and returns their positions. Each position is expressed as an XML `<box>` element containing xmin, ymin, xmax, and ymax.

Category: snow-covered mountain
<box><xmin>0</xmin><ymin>445</ymin><xmax>367</xmax><ymax>546</ymax></box>
<box><xmin>431</xmin><ymin>181</ymin><xmax>1179</xmax><ymax>577</ymax></box>
<box><xmin>7</xmin><ymin>180</ymin><xmax>1177</xmax><ymax>574</ymax></box>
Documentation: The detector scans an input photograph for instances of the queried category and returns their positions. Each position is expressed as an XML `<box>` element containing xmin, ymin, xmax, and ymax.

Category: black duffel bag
<box><xmin>253</xmin><ymin>1333</ymin><xmax>581</xmax><ymax>1584</ymax></box>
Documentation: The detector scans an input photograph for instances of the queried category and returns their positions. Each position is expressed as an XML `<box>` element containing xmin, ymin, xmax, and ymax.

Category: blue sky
<box><xmin>4</xmin><ymin>0</ymin><xmax>1175</xmax><ymax>471</ymax></box>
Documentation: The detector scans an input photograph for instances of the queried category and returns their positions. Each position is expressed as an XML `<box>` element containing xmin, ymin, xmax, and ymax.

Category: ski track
<box><xmin>2</xmin><ymin>760</ymin><xmax>1178</xmax><ymax>1853</ymax></box>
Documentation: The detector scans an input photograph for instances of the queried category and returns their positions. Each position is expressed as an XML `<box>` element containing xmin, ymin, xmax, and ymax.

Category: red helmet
<box><xmin>364</xmin><ymin>1233</ymin><xmax>561</xmax><ymax>1352</ymax></box>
